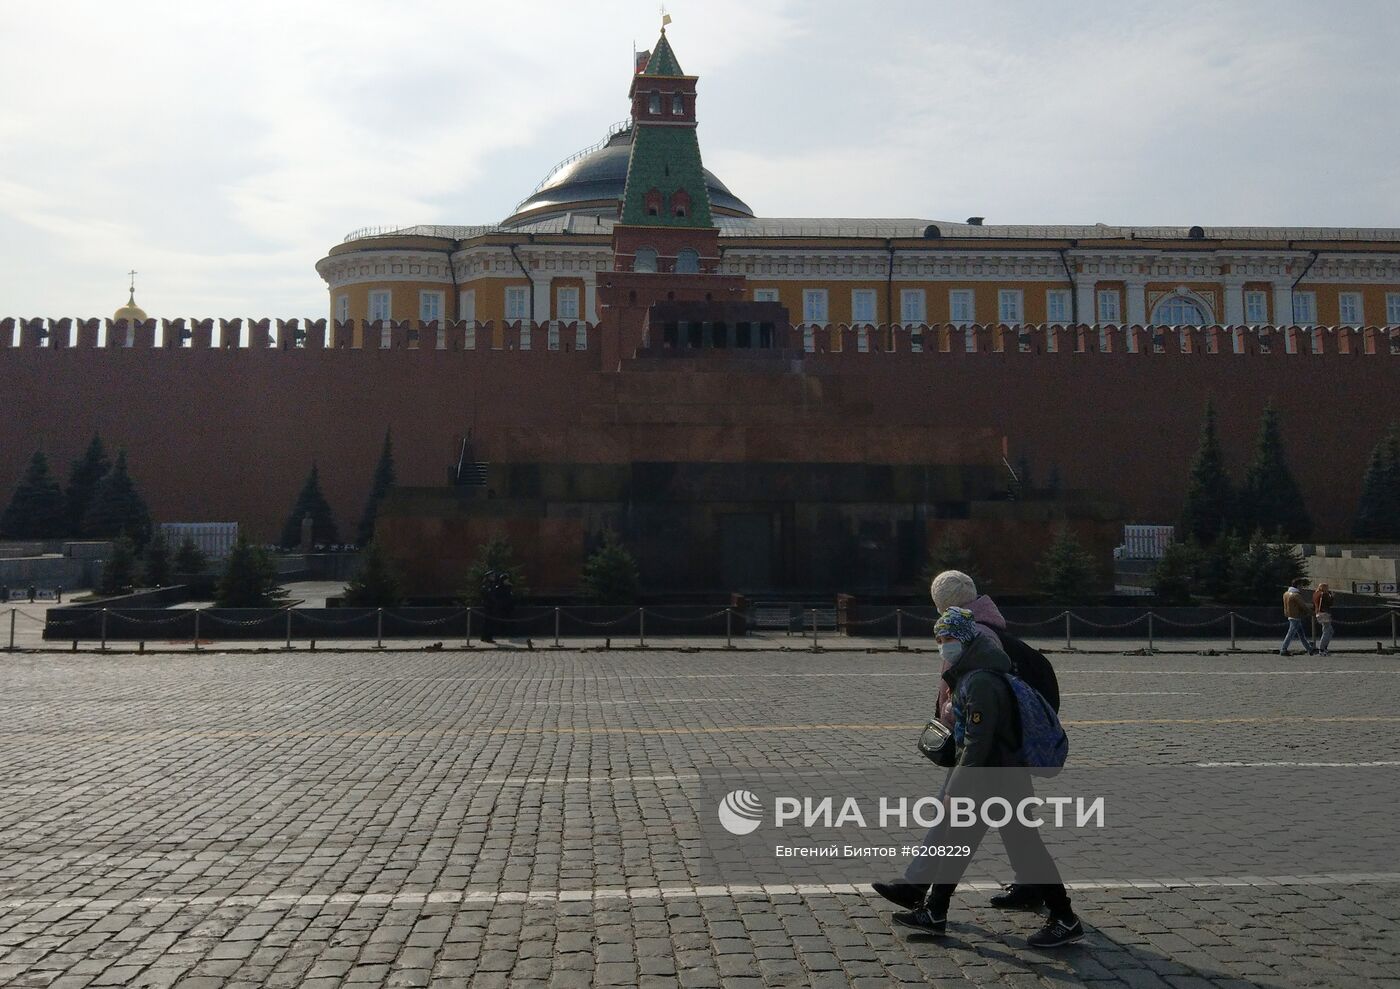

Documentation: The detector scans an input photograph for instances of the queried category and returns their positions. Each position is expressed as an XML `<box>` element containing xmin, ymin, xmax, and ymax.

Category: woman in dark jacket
<box><xmin>1313</xmin><ymin>582</ymin><xmax>1335</xmax><ymax>655</ymax></box>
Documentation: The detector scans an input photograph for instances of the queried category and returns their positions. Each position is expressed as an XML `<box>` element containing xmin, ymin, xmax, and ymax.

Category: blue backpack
<box><xmin>958</xmin><ymin>671</ymin><xmax>1068</xmax><ymax>776</ymax></box>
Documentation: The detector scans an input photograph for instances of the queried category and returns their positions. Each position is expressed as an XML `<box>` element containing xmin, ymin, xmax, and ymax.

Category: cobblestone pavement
<box><xmin>0</xmin><ymin>650</ymin><xmax>1397</xmax><ymax>988</ymax></box>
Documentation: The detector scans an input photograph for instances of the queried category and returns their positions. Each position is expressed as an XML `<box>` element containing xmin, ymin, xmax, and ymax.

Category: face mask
<box><xmin>939</xmin><ymin>641</ymin><xmax>964</xmax><ymax>663</ymax></box>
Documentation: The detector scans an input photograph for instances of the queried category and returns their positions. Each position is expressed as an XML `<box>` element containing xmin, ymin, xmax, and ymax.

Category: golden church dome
<box><xmin>113</xmin><ymin>289</ymin><xmax>147</xmax><ymax>322</ymax></box>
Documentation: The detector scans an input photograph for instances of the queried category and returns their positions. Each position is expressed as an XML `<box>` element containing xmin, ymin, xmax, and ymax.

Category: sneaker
<box><xmin>990</xmin><ymin>883</ymin><xmax>1045</xmax><ymax>911</ymax></box>
<box><xmin>871</xmin><ymin>881</ymin><xmax>928</xmax><ymax>911</ymax></box>
<box><xmin>1027</xmin><ymin>914</ymin><xmax>1084</xmax><ymax>948</ymax></box>
<box><xmin>892</xmin><ymin>908</ymin><xmax>947</xmax><ymax>934</ymax></box>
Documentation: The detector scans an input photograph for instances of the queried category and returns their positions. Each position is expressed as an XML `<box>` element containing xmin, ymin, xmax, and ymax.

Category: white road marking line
<box><xmin>2</xmin><ymin>873</ymin><xmax>1397</xmax><ymax>913</ymax></box>
<box><xmin>480</xmin><ymin>774</ymin><xmax>702</xmax><ymax>784</ymax></box>
<box><xmin>1195</xmin><ymin>761</ymin><xmax>1400</xmax><ymax>768</ymax></box>
<box><xmin>519</xmin><ymin>699</ymin><xmax>742</xmax><ymax>705</ymax></box>
<box><xmin>1062</xmin><ymin>691</ymin><xmax>1202</xmax><ymax>697</ymax></box>
<box><xmin>1060</xmin><ymin>669</ymin><xmax>1400</xmax><ymax>676</ymax></box>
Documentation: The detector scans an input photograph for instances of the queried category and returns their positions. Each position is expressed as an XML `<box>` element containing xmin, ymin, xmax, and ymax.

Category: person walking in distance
<box><xmin>1280</xmin><ymin>578</ymin><xmax>1317</xmax><ymax>656</ymax></box>
<box><xmin>873</xmin><ymin>607</ymin><xmax>1083</xmax><ymax>948</ymax></box>
<box><xmin>1312</xmin><ymin>582</ymin><xmax>1335</xmax><ymax>656</ymax></box>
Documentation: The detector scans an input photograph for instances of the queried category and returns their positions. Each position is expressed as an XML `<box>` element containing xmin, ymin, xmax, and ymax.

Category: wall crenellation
<box><xmin>2</xmin><ymin>317</ymin><xmax>1397</xmax><ymax>358</ymax></box>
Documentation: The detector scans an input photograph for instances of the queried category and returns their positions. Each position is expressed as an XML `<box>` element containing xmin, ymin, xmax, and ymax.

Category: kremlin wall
<box><xmin>3</xmin><ymin>29</ymin><xmax>1399</xmax><ymax>595</ymax></box>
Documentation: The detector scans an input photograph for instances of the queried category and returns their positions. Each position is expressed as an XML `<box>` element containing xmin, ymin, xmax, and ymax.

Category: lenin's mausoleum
<box><xmin>3</xmin><ymin>30</ymin><xmax>1400</xmax><ymax>597</ymax></box>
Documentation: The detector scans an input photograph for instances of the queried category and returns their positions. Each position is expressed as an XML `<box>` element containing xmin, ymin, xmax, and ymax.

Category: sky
<box><xmin>2</xmin><ymin>0</ymin><xmax>1398</xmax><ymax>319</ymax></box>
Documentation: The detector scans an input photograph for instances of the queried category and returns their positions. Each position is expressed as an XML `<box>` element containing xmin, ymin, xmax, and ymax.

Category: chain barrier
<box><xmin>383</xmin><ymin>609</ymin><xmax>469</xmax><ymax>627</ymax></box>
<box><xmin>1065</xmin><ymin>614</ymin><xmax>1148</xmax><ymax>630</ymax></box>
<box><xmin>1332</xmin><ymin>611</ymin><xmax>1397</xmax><ymax>627</ymax></box>
<box><xmin>639</xmin><ymin>609</ymin><xmax>731</xmax><ymax>624</ymax></box>
<box><xmin>108</xmin><ymin>611</ymin><xmax>195</xmax><ymax>627</ymax></box>
<box><xmin>199</xmin><ymin>612</ymin><xmax>284</xmax><ymax>628</ymax></box>
<box><xmin>296</xmin><ymin>610</ymin><xmax>379</xmax><ymax>627</ymax></box>
<box><xmin>1004</xmin><ymin>612</ymin><xmax>1070</xmax><ymax>630</ymax></box>
<box><xmin>1232</xmin><ymin>614</ymin><xmax>1288</xmax><ymax>628</ymax></box>
<box><xmin>556</xmin><ymin>608</ymin><xmax>643</xmax><ymax>628</ymax></box>
<box><xmin>1142</xmin><ymin>614</ymin><xmax>1230</xmax><ymax>629</ymax></box>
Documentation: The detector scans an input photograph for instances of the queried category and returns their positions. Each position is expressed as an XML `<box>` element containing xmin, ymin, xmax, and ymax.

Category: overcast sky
<box><xmin>2</xmin><ymin>0</ymin><xmax>1398</xmax><ymax>319</ymax></box>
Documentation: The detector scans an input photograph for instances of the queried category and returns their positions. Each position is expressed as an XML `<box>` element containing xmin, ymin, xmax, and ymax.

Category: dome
<box><xmin>502</xmin><ymin>125</ymin><xmax>752</xmax><ymax>227</ymax></box>
<box><xmin>113</xmin><ymin>289</ymin><xmax>147</xmax><ymax>322</ymax></box>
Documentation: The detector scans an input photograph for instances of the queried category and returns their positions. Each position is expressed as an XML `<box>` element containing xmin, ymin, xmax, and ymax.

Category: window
<box><xmin>464</xmin><ymin>323</ymin><xmax>476</xmax><ymax>349</ymax></box>
<box><xmin>899</xmin><ymin>289</ymin><xmax>926</xmax><ymax>323</ymax></box>
<box><xmin>1387</xmin><ymin>293</ymin><xmax>1400</xmax><ymax>325</ymax></box>
<box><xmin>369</xmin><ymin>290</ymin><xmax>391</xmax><ymax>326</ymax></box>
<box><xmin>851</xmin><ymin>289</ymin><xmax>877</xmax><ymax>323</ymax></box>
<box><xmin>1339</xmin><ymin>292</ymin><xmax>1363</xmax><ymax>326</ymax></box>
<box><xmin>633</xmin><ymin>248</ymin><xmax>658</xmax><ymax>273</ymax></box>
<box><xmin>519</xmin><ymin>323</ymin><xmax>531</xmax><ymax>350</ymax></box>
<box><xmin>676</xmin><ymin>249</ymin><xmax>699</xmax><ymax>274</ymax></box>
<box><xmin>505</xmin><ymin>286</ymin><xmax>529</xmax><ymax>320</ymax></box>
<box><xmin>802</xmin><ymin>289</ymin><xmax>829</xmax><ymax>323</ymax></box>
<box><xmin>460</xmin><ymin>289</ymin><xmax>476</xmax><ymax>323</ymax></box>
<box><xmin>548</xmin><ymin>323</ymin><xmax>560</xmax><ymax>351</ymax></box>
<box><xmin>1292</xmin><ymin>291</ymin><xmax>1317</xmax><ymax>326</ymax></box>
<box><xmin>949</xmin><ymin>289</ymin><xmax>974</xmax><ymax>325</ymax></box>
<box><xmin>1245</xmin><ymin>290</ymin><xmax>1268</xmax><ymax>324</ymax></box>
<box><xmin>671</xmin><ymin>93</ymin><xmax>684</xmax><ymax>115</ymax></box>
<box><xmin>857</xmin><ymin>327</ymin><xmax>870</xmax><ymax>352</ymax></box>
<box><xmin>802</xmin><ymin>327</ymin><xmax>815</xmax><ymax>352</ymax></box>
<box><xmin>576</xmin><ymin>323</ymin><xmax>588</xmax><ymax>350</ymax></box>
<box><xmin>1151</xmin><ymin>296</ymin><xmax>1207</xmax><ymax>326</ymax></box>
<box><xmin>1046</xmin><ymin>289</ymin><xmax>1071</xmax><ymax>323</ymax></box>
<box><xmin>557</xmin><ymin>287</ymin><xmax>580</xmax><ymax>320</ymax></box>
<box><xmin>753</xmin><ymin>288</ymin><xmax>779</xmax><ymax>303</ymax></box>
<box><xmin>648</xmin><ymin>91</ymin><xmax>661</xmax><ymax>114</ymax></box>
<box><xmin>335</xmin><ymin>295</ymin><xmax>349</xmax><ymax>322</ymax></box>
<box><xmin>997</xmin><ymin>289</ymin><xmax>1023</xmax><ymax>324</ymax></box>
<box><xmin>419</xmin><ymin>290</ymin><xmax>443</xmax><ymax>322</ymax></box>
<box><xmin>1096</xmin><ymin>289</ymin><xmax>1121</xmax><ymax>323</ymax></box>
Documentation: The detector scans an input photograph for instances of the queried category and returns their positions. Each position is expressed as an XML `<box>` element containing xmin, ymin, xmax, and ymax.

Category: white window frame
<box><xmin>899</xmin><ymin>289</ymin><xmax>926</xmax><ymax>324</ymax></box>
<box><xmin>419</xmin><ymin>290</ymin><xmax>443</xmax><ymax>323</ymax></box>
<box><xmin>1244</xmin><ymin>290</ymin><xmax>1268</xmax><ymax>324</ymax></box>
<box><xmin>548</xmin><ymin>322</ymin><xmax>560</xmax><ymax>351</ymax></box>
<box><xmin>997</xmin><ymin>289</ymin><xmax>1024</xmax><ymax>325</ymax></box>
<box><xmin>1292</xmin><ymin>291</ymin><xmax>1317</xmax><ymax>326</ymax></box>
<box><xmin>1096</xmin><ymin>289</ymin><xmax>1121</xmax><ymax>324</ymax></box>
<box><xmin>504</xmin><ymin>285</ymin><xmax>529</xmax><ymax>321</ymax></box>
<box><xmin>556</xmin><ymin>286</ymin><xmax>580</xmax><ymax>321</ymax></box>
<box><xmin>575</xmin><ymin>324</ymin><xmax>588</xmax><ymax>350</ymax></box>
<box><xmin>753</xmin><ymin>287</ymin><xmax>780</xmax><ymax>303</ymax></box>
<box><xmin>948</xmin><ymin>289</ymin><xmax>974</xmax><ymax>326</ymax></box>
<box><xmin>460</xmin><ymin>289</ymin><xmax>476</xmax><ymax>323</ymax></box>
<box><xmin>335</xmin><ymin>294</ymin><xmax>349</xmax><ymax>322</ymax></box>
<box><xmin>519</xmin><ymin>323</ymin><xmax>531</xmax><ymax>350</ymax></box>
<box><xmin>464</xmin><ymin>323</ymin><xmax>476</xmax><ymax>349</ymax></box>
<box><xmin>1338</xmin><ymin>291</ymin><xmax>1363</xmax><ymax>327</ymax></box>
<box><xmin>1045</xmin><ymin>289</ymin><xmax>1071</xmax><ymax>324</ymax></box>
<box><xmin>851</xmin><ymin>289</ymin><xmax>877</xmax><ymax>324</ymax></box>
<box><xmin>802</xmin><ymin>327</ymin><xmax>815</xmax><ymax>352</ymax></box>
<box><xmin>368</xmin><ymin>290</ymin><xmax>392</xmax><ymax>323</ymax></box>
<box><xmin>802</xmin><ymin>289</ymin><xmax>829</xmax><ymax>324</ymax></box>
<box><xmin>1386</xmin><ymin>292</ymin><xmax>1400</xmax><ymax>325</ymax></box>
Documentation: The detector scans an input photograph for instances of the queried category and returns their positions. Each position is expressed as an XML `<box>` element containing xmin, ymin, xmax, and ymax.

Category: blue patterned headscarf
<box><xmin>934</xmin><ymin>606</ymin><xmax>978</xmax><ymax>643</ymax></box>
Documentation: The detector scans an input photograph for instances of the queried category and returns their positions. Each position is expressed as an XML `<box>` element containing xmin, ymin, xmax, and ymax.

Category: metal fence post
<box><xmin>1147</xmin><ymin>612</ymin><xmax>1155</xmax><ymax>652</ymax></box>
<box><xmin>811</xmin><ymin>609</ymin><xmax>818</xmax><ymax>652</ymax></box>
<box><xmin>725</xmin><ymin>607</ymin><xmax>733</xmax><ymax>649</ymax></box>
<box><xmin>639</xmin><ymin>607</ymin><xmax>645</xmax><ymax>647</ymax></box>
<box><xmin>376</xmin><ymin>608</ymin><xmax>383</xmax><ymax>649</ymax></box>
<box><xmin>7</xmin><ymin>609</ymin><xmax>14</xmax><ymax>652</ymax></box>
<box><xmin>1064</xmin><ymin>611</ymin><xmax>1072</xmax><ymax>650</ymax></box>
<box><xmin>194</xmin><ymin>609</ymin><xmax>201</xmax><ymax>651</ymax></box>
<box><xmin>555</xmin><ymin>606</ymin><xmax>561</xmax><ymax>648</ymax></box>
<box><xmin>285</xmin><ymin>609</ymin><xmax>293</xmax><ymax>650</ymax></box>
<box><xmin>1230</xmin><ymin>611</ymin><xmax>1236</xmax><ymax>651</ymax></box>
<box><xmin>1392</xmin><ymin>610</ymin><xmax>1397</xmax><ymax>649</ymax></box>
<box><xmin>465</xmin><ymin>606</ymin><xmax>472</xmax><ymax>648</ymax></box>
<box><xmin>100</xmin><ymin>608</ymin><xmax>108</xmax><ymax>651</ymax></box>
<box><xmin>896</xmin><ymin>609</ymin><xmax>903</xmax><ymax>650</ymax></box>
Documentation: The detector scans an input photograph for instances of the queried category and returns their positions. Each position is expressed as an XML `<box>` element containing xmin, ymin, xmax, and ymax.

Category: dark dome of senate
<box><xmin>501</xmin><ymin>123</ymin><xmax>753</xmax><ymax>228</ymax></box>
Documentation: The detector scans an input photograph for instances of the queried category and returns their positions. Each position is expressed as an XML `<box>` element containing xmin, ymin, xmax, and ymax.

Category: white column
<box><xmin>1272</xmin><ymin>282</ymin><xmax>1293</xmax><ymax>325</ymax></box>
<box><xmin>1222</xmin><ymin>280</ymin><xmax>1245</xmax><ymax>325</ymax></box>
<box><xmin>532</xmin><ymin>275</ymin><xmax>552</xmax><ymax>322</ymax></box>
<box><xmin>1125</xmin><ymin>278</ymin><xmax>1148</xmax><ymax>325</ymax></box>
<box><xmin>583</xmin><ymin>273</ymin><xmax>598</xmax><ymax>323</ymax></box>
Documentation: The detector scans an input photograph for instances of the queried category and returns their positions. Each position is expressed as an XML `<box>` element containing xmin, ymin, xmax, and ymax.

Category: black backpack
<box><xmin>993</xmin><ymin>630</ymin><xmax>1060</xmax><ymax>713</ymax></box>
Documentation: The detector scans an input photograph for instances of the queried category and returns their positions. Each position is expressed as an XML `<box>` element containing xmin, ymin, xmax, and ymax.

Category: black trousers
<box><xmin>902</xmin><ymin>770</ymin><xmax>1072</xmax><ymax>919</ymax></box>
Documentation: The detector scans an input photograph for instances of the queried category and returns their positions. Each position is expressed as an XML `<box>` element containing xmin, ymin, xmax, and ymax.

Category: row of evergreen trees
<box><xmin>277</xmin><ymin>432</ymin><xmax>396</xmax><ymax>549</ymax></box>
<box><xmin>0</xmin><ymin>437</ymin><xmax>152</xmax><ymax>544</ymax></box>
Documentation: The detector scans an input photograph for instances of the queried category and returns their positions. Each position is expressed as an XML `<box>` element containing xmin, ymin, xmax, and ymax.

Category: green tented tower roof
<box><xmin>641</xmin><ymin>32</ymin><xmax>684</xmax><ymax>76</ymax></box>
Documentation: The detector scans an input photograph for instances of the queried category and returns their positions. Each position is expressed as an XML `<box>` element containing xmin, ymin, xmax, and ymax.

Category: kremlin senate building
<box><xmin>4</xmin><ymin>28</ymin><xmax>1400</xmax><ymax>597</ymax></box>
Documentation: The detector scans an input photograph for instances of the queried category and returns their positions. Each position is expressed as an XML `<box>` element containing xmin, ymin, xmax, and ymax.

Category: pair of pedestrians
<box><xmin>1280</xmin><ymin>578</ymin><xmax>1334</xmax><ymax>655</ymax></box>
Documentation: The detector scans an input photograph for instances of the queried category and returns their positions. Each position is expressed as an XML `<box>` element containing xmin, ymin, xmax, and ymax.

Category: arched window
<box><xmin>1151</xmin><ymin>296</ymin><xmax>1209</xmax><ymax>326</ymax></box>
<box><xmin>671</xmin><ymin>93</ymin><xmax>684</xmax><ymax>115</ymax></box>
<box><xmin>670</xmin><ymin>188</ymin><xmax>690</xmax><ymax>218</ymax></box>
<box><xmin>644</xmin><ymin>188</ymin><xmax>662</xmax><ymax>217</ymax></box>
<box><xmin>676</xmin><ymin>248</ymin><xmax>699</xmax><ymax>273</ymax></box>
<box><xmin>648</xmin><ymin>91</ymin><xmax>661</xmax><ymax>114</ymax></box>
<box><xmin>633</xmin><ymin>248</ymin><xmax>658</xmax><ymax>273</ymax></box>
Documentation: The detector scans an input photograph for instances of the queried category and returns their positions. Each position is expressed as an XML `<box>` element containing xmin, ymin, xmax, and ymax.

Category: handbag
<box><xmin>917</xmin><ymin>719</ymin><xmax>957</xmax><ymax>767</ymax></box>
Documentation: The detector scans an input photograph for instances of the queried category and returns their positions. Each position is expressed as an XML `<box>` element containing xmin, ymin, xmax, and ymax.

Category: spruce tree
<box><xmin>919</xmin><ymin>530</ymin><xmax>979</xmax><ymax>588</ymax></box>
<box><xmin>1237</xmin><ymin>406</ymin><xmax>1312</xmax><ymax>540</ymax></box>
<box><xmin>0</xmin><ymin>451</ymin><xmax>66</xmax><ymax>539</ymax></box>
<box><xmin>279</xmin><ymin>465</ymin><xmax>339</xmax><ymax>549</ymax></box>
<box><xmin>142</xmin><ymin>531</ymin><xmax>172</xmax><ymax>587</ymax></box>
<box><xmin>1179</xmin><ymin>399</ymin><xmax>1234</xmax><ymax>544</ymax></box>
<box><xmin>1353</xmin><ymin>424</ymin><xmax>1400</xmax><ymax>540</ymax></box>
<box><xmin>215</xmin><ymin>535</ymin><xmax>286</xmax><ymax>607</ymax></box>
<box><xmin>355</xmin><ymin>430</ymin><xmax>396</xmax><ymax>547</ymax></box>
<box><xmin>342</xmin><ymin>541</ymin><xmax>405</xmax><ymax>607</ymax></box>
<box><xmin>461</xmin><ymin>537</ymin><xmax>529</xmax><ymax>604</ymax></box>
<box><xmin>65</xmin><ymin>435</ymin><xmax>110</xmax><ymax>536</ymax></box>
<box><xmin>579</xmin><ymin>530</ymin><xmax>640</xmax><ymax>604</ymax></box>
<box><xmin>1035</xmin><ymin>527</ymin><xmax>1098</xmax><ymax>604</ymax></box>
<box><xmin>82</xmin><ymin>450</ymin><xmax>152</xmax><ymax>546</ymax></box>
<box><xmin>1229</xmin><ymin>535</ymin><xmax>1307</xmax><ymax>605</ymax></box>
<box><xmin>99</xmin><ymin>535</ymin><xmax>138</xmax><ymax>596</ymax></box>
<box><xmin>1151</xmin><ymin>540</ymin><xmax>1203</xmax><ymax>606</ymax></box>
<box><xmin>174</xmin><ymin>537</ymin><xmax>208</xmax><ymax>575</ymax></box>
